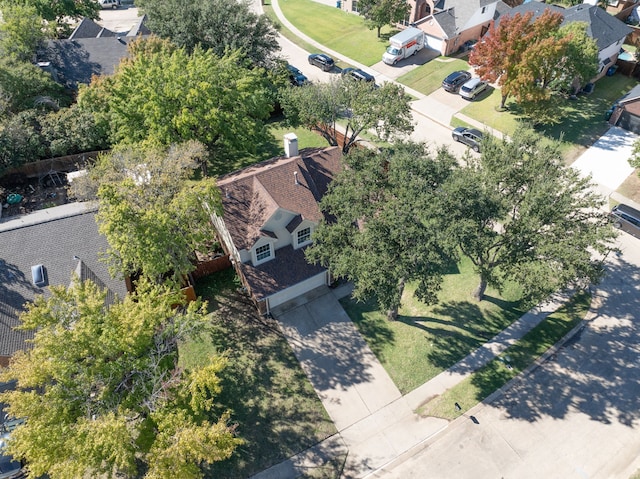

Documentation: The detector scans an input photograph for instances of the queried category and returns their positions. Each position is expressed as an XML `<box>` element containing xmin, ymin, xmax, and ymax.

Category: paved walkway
<box><xmin>253</xmin><ymin>283</ymin><xmax>574</xmax><ymax>479</ymax></box>
<box><xmin>252</xmin><ymin>4</ymin><xmax>630</xmax><ymax>478</ymax></box>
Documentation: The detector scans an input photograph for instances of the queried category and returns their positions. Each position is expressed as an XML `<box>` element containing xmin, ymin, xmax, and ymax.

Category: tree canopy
<box><xmin>306</xmin><ymin>143</ymin><xmax>457</xmax><ymax>320</ymax></box>
<box><xmin>77</xmin><ymin>37</ymin><xmax>273</xmax><ymax>174</ymax></box>
<box><xmin>469</xmin><ymin>10</ymin><xmax>599</xmax><ymax>121</ymax></box>
<box><xmin>0</xmin><ymin>278</ymin><xmax>241</xmax><ymax>479</ymax></box>
<box><xmin>5</xmin><ymin>0</ymin><xmax>99</xmax><ymax>37</ymax></box>
<box><xmin>136</xmin><ymin>0</ymin><xmax>280</xmax><ymax>67</ymax></box>
<box><xmin>280</xmin><ymin>77</ymin><xmax>413</xmax><ymax>154</ymax></box>
<box><xmin>443</xmin><ymin>126</ymin><xmax>616</xmax><ymax>302</ymax></box>
<box><xmin>70</xmin><ymin>142</ymin><xmax>222</xmax><ymax>283</ymax></box>
<box><xmin>357</xmin><ymin>0</ymin><xmax>409</xmax><ymax>38</ymax></box>
<box><xmin>0</xmin><ymin>2</ymin><xmax>45</xmax><ymax>61</ymax></box>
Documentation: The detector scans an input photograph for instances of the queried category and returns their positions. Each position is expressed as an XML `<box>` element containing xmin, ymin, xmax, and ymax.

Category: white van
<box><xmin>98</xmin><ymin>0</ymin><xmax>120</xmax><ymax>9</ymax></box>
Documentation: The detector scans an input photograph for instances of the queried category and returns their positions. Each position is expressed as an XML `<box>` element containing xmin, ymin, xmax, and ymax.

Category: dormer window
<box><xmin>296</xmin><ymin>227</ymin><xmax>312</xmax><ymax>247</ymax></box>
<box><xmin>256</xmin><ymin>244</ymin><xmax>272</xmax><ymax>262</ymax></box>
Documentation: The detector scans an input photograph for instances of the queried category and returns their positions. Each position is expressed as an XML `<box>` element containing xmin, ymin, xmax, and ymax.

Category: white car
<box><xmin>98</xmin><ymin>0</ymin><xmax>120</xmax><ymax>9</ymax></box>
<box><xmin>459</xmin><ymin>78</ymin><xmax>488</xmax><ymax>101</ymax></box>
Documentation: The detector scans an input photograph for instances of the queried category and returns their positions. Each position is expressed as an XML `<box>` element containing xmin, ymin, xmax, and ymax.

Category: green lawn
<box><xmin>278</xmin><ymin>0</ymin><xmax>394</xmax><ymax>66</ymax></box>
<box><xmin>341</xmin><ymin>256</ymin><xmax>525</xmax><ymax>394</ymax></box>
<box><xmin>398</xmin><ymin>58</ymin><xmax>469</xmax><ymax>96</ymax></box>
<box><xmin>459</xmin><ymin>74</ymin><xmax>639</xmax><ymax>162</ymax></box>
<box><xmin>181</xmin><ymin>269</ymin><xmax>336</xmax><ymax>479</ymax></box>
<box><xmin>226</xmin><ymin>120</ymin><xmax>330</xmax><ymax>174</ymax></box>
<box><xmin>418</xmin><ymin>290</ymin><xmax>591</xmax><ymax>420</ymax></box>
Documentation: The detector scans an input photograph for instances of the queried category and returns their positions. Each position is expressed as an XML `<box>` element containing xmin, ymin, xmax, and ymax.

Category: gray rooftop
<box><xmin>508</xmin><ymin>3</ymin><xmax>632</xmax><ymax>51</ymax></box>
<box><xmin>0</xmin><ymin>206</ymin><xmax>127</xmax><ymax>357</ymax></box>
<box><xmin>433</xmin><ymin>0</ymin><xmax>508</xmax><ymax>38</ymax></box>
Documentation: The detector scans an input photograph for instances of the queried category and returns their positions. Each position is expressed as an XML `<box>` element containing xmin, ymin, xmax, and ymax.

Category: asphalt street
<box><xmin>371</xmin><ymin>231</ymin><xmax>640</xmax><ymax>479</ymax></box>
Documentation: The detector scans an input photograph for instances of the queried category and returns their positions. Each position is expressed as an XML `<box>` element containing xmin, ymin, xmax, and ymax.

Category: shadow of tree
<box><xmin>486</xmin><ymin>251</ymin><xmax>640</xmax><ymax>428</ymax></box>
<box><xmin>340</xmin><ymin>296</ymin><xmax>395</xmax><ymax>359</ymax></box>
<box><xmin>194</xmin><ymin>275</ymin><xmax>335</xmax><ymax>479</ymax></box>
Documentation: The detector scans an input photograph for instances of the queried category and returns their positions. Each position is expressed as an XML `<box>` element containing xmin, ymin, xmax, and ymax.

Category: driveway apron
<box><xmin>272</xmin><ymin>287</ymin><xmax>401</xmax><ymax>431</ymax></box>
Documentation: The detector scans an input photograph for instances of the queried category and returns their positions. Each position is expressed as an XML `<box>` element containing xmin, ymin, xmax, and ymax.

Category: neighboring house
<box><xmin>0</xmin><ymin>206</ymin><xmax>127</xmax><ymax>366</ymax></box>
<box><xmin>211</xmin><ymin>140</ymin><xmax>342</xmax><ymax>314</ymax></box>
<box><xmin>341</xmin><ymin>0</ymin><xmax>511</xmax><ymax>56</ymax></box>
<box><xmin>608</xmin><ymin>84</ymin><xmax>640</xmax><ymax>134</ymax></box>
<box><xmin>37</xmin><ymin>15</ymin><xmax>150</xmax><ymax>89</ymax></box>
<box><xmin>509</xmin><ymin>3</ymin><xmax>633</xmax><ymax>80</ymax></box>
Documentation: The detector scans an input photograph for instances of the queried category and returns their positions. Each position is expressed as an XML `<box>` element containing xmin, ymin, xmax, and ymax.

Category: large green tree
<box><xmin>77</xmin><ymin>37</ymin><xmax>272</xmax><ymax>174</ymax></box>
<box><xmin>71</xmin><ymin>142</ymin><xmax>222</xmax><ymax>282</ymax></box>
<box><xmin>0</xmin><ymin>278</ymin><xmax>241</xmax><ymax>479</ymax></box>
<box><xmin>443</xmin><ymin>127</ymin><xmax>616</xmax><ymax>302</ymax></box>
<box><xmin>357</xmin><ymin>0</ymin><xmax>410</xmax><ymax>38</ymax></box>
<box><xmin>306</xmin><ymin>143</ymin><xmax>456</xmax><ymax>320</ymax></box>
<box><xmin>136</xmin><ymin>0</ymin><xmax>280</xmax><ymax>67</ymax></box>
<box><xmin>280</xmin><ymin>77</ymin><xmax>413</xmax><ymax>154</ymax></box>
<box><xmin>14</xmin><ymin>0</ymin><xmax>99</xmax><ymax>37</ymax></box>
<box><xmin>0</xmin><ymin>2</ymin><xmax>45</xmax><ymax>61</ymax></box>
<box><xmin>469</xmin><ymin>10</ymin><xmax>598</xmax><ymax>119</ymax></box>
<box><xmin>0</xmin><ymin>55</ymin><xmax>67</xmax><ymax>117</ymax></box>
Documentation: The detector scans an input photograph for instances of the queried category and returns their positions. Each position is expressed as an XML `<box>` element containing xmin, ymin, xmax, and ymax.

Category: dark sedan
<box><xmin>442</xmin><ymin>70</ymin><xmax>472</xmax><ymax>93</ymax></box>
<box><xmin>308</xmin><ymin>53</ymin><xmax>335</xmax><ymax>72</ymax></box>
<box><xmin>341</xmin><ymin>67</ymin><xmax>375</xmax><ymax>83</ymax></box>
<box><xmin>452</xmin><ymin>127</ymin><xmax>483</xmax><ymax>152</ymax></box>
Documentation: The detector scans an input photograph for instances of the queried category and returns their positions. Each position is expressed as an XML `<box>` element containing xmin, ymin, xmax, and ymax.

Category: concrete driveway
<box><xmin>571</xmin><ymin>126</ymin><xmax>637</xmax><ymax>192</ymax></box>
<box><xmin>272</xmin><ymin>286</ymin><xmax>401</xmax><ymax>432</ymax></box>
<box><xmin>372</xmin><ymin>232</ymin><xmax>640</xmax><ymax>479</ymax></box>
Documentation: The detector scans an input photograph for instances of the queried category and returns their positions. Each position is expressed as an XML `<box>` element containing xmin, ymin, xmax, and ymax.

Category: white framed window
<box><xmin>255</xmin><ymin>244</ymin><xmax>272</xmax><ymax>262</ymax></box>
<box><xmin>297</xmin><ymin>227</ymin><xmax>312</xmax><ymax>246</ymax></box>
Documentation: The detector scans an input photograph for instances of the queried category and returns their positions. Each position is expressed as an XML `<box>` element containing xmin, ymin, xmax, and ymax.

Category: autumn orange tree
<box><xmin>470</xmin><ymin>10</ymin><xmax>598</xmax><ymax>120</ymax></box>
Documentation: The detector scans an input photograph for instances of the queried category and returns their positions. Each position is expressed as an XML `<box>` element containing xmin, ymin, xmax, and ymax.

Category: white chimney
<box><xmin>284</xmin><ymin>133</ymin><xmax>298</xmax><ymax>158</ymax></box>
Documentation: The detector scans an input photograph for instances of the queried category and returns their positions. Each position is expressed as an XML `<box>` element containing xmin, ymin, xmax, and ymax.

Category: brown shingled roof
<box><xmin>217</xmin><ymin>147</ymin><xmax>342</xmax><ymax>251</ymax></box>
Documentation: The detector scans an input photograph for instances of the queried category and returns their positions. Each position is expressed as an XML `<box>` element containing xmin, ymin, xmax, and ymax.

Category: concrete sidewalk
<box><xmin>253</xmin><ymin>284</ymin><xmax>574</xmax><ymax>479</ymax></box>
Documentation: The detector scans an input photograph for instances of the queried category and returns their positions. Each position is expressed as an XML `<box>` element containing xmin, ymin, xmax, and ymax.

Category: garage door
<box><xmin>425</xmin><ymin>35</ymin><xmax>443</xmax><ymax>53</ymax></box>
<box><xmin>266</xmin><ymin>272</ymin><xmax>328</xmax><ymax>310</ymax></box>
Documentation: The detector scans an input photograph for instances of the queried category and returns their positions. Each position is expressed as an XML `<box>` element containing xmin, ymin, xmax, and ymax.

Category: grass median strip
<box><xmin>418</xmin><ymin>290</ymin><xmax>592</xmax><ymax>420</ymax></box>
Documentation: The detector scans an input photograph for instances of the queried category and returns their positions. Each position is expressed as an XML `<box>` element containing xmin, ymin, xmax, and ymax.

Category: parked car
<box><xmin>0</xmin><ymin>417</ymin><xmax>25</xmax><ymax>479</ymax></box>
<box><xmin>341</xmin><ymin>67</ymin><xmax>375</xmax><ymax>84</ymax></box>
<box><xmin>308</xmin><ymin>53</ymin><xmax>335</xmax><ymax>72</ymax></box>
<box><xmin>610</xmin><ymin>203</ymin><xmax>640</xmax><ymax>239</ymax></box>
<box><xmin>459</xmin><ymin>78</ymin><xmax>488</xmax><ymax>100</ymax></box>
<box><xmin>442</xmin><ymin>70</ymin><xmax>471</xmax><ymax>93</ymax></box>
<box><xmin>286</xmin><ymin>64</ymin><xmax>308</xmax><ymax>86</ymax></box>
<box><xmin>451</xmin><ymin>127</ymin><xmax>483</xmax><ymax>152</ymax></box>
<box><xmin>98</xmin><ymin>0</ymin><xmax>120</xmax><ymax>9</ymax></box>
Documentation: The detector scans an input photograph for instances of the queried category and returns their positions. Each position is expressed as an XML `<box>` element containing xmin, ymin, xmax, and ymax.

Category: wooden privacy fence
<box><xmin>191</xmin><ymin>254</ymin><xmax>232</xmax><ymax>279</ymax></box>
<box><xmin>1</xmin><ymin>150</ymin><xmax>108</xmax><ymax>180</ymax></box>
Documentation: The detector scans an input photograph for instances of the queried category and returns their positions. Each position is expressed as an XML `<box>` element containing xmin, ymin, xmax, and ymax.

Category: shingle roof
<box><xmin>432</xmin><ymin>0</ymin><xmax>506</xmax><ymax>37</ymax></box>
<box><xmin>240</xmin><ymin>245</ymin><xmax>326</xmax><ymax>301</ymax></box>
<box><xmin>39</xmin><ymin>36</ymin><xmax>137</xmax><ymax>88</ymax></box>
<box><xmin>217</xmin><ymin>147</ymin><xmax>342</xmax><ymax>251</ymax></box>
<box><xmin>69</xmin><ymin>18</ymin><xmax>116</xmax><ymax>39</ymax></box>
<box><xmin>0</xmin><ymin>208</ymin><xmax>127</xmax><ymax>357</ymax></box>
<box><xmin>38</xmin><ymin>15</ymin><xmax>150</xmax><ymax>88</ymax></box>
<box><xmin>507</xmin><ymin>3</ymin><xmax>632</xmax><ymax>50</ymax></box>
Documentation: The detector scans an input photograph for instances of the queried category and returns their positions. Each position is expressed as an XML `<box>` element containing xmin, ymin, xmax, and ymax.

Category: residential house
<box><xmin>211</xmin><ymin>139</ymin><xmax>342</xmax><ymax>314</ymax></box>
<box><xmin>608</xmin><ymin>84</ymin><xmax>640</xmax><ymax>134</ymax></box>
<box><xmin>0</xmin><ymin>206</ymin><xmax>127</xmax><ymax>366</ymax></box>
<box><xmin>509</xmin><ymin>3</ymin><xmax>633</xmax><ymax>80</ymax></box>
<box><xmin>37</xmin><ymin>15</ymin><xmax>150</xmax><ymax>89</ymax></box>
<box><xmin>340</xmin><ymin>0</ymin><xmax>511</xmax><ymax>56</ymax></box>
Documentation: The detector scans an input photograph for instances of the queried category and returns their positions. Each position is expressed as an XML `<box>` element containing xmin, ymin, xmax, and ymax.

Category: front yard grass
<box><xmin>397</xmin><ymin>57</ymin><xmax>470</xmax><ymax>96</ymax></box>
<box><xmin>278</xmin><ymin>0</ymin><xmax>393</xmax><ymax>66</ymax></box>
<box><xmin>419</xmin><ymin>290</ymin><xmax>591</xmax><ymax>420</ymax></box>
<box><xmin>341</xmin><ymin>256</ymin><xmax>526</xmax><ymax>394</ymax></box>
<box><xmin>181</xmin><ymin>268</ymin><xmax>336</xmax><ymax>479</ymax></box>
<box><xmin>459</xmin><ymin>74</ymin><xmax>639</xmax><ymax>162</ymax></box>
<box><xmin>617</xmin><ymin>168</ymin><xmax>640</xmax><ymax>204</ymax></box>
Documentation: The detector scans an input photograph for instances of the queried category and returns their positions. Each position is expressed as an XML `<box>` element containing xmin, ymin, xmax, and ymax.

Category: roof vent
<box><xmin>294</xmin><ymin>171</ymin><xmax>299</xmax><ymax>185</ymax></box>
<box><xmin>284</xmin><ymin>133</ymin><xmax>298</xmax><ymax>158</ymax></box>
